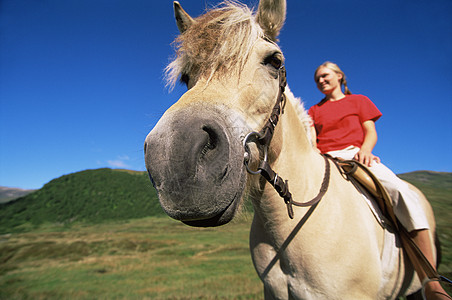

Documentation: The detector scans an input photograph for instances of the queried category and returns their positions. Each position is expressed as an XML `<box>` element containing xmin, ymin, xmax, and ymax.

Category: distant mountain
<box><xmin>0</xmin><ymin>187</ymin><xmax>35</xmax><ymax>204</ymax></box>
<box><xmin>0</xmin><ymin>169</ymin><xmax>450</xmax><ymax>234</ymax></box>
<box><xmin>0</xmin><ymin>168</ymin><xmax>164</xmax><ymax>234</ymax></box>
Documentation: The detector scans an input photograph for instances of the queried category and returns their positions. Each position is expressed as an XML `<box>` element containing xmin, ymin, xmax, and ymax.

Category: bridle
<box><xmin>243</xmin><ymin>66</ymin><xmax>331</xmax><ymax>219</ymax></box>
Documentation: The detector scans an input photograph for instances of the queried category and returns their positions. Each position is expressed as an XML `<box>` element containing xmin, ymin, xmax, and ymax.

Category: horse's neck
<box><xmin>253</xmin><ymin>93</ymin><xmax>327</xmax><ymax>222</ymax></box>
<box><xmin>274</xmin><ymin>94</ymin><xmax>327</xmax><ymax>200</ymax></box>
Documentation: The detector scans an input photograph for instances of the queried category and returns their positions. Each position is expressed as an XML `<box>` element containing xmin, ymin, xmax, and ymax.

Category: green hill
<box><xmin>399</xmin><ymin>171</ymin><xmax>452</xmax><ymax>231</ymax></box>
<box><xmin>0</xmin><ymin>168</ymin><xmax>164</xmax><ymax>233</ymax></box>
<box><xmin>0</xmin><ymin>169</ymin><xmax>450</xmax><ymax>236</ymax></box>
<box><xmin>399</xmin><ymin>170</ymin><xmax>452</xmax><ymax>199</ymax></box>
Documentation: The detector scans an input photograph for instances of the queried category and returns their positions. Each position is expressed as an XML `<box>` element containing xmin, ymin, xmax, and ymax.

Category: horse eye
<box><xmin>264</xmin><ymin>54</ymin><xmax>283</xmax><ymax>70</ymax></box>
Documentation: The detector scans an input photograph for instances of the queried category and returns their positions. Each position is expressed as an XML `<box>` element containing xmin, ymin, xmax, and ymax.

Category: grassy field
<box><xmin>0</xmin><ymin>170</ymin><xmax>450</xmax><ymax>299</ymax></box>
<box><xmin>0</xmin><ymin>215</ymin><xmax>263</xmax><ymax>299</ymax></box>
<box><xmin>1</xmin><ymin>213</ymin><xmax>451</xmax><ymax>299</ymax></box>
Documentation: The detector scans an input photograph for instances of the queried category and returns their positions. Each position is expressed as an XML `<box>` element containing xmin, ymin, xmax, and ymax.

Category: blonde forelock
<box><xmin>165</xmin><ymin>1</ymin><xmax>264</xmax><ymax>89</ymax></box>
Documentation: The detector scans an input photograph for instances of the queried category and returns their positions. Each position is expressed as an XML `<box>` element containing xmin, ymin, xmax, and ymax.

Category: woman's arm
<box><xmin>355</xmin><ymin>120</ymin><xmax>381</xmax><ymax>166</ymax></box>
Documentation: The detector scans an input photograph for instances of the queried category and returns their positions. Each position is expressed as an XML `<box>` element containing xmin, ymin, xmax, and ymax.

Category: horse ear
<box><xmin>174</xmin><ymin>1</ymin><xmax>194</xmax><ymax>33</ymax></box>
<box><xmin>256</xmin><ymin>0</ymin><xmax>286</xmax><ymax>41</ymax></box>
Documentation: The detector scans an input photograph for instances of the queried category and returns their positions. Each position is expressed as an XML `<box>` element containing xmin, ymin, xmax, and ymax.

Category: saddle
<box><xmin>332</xmin><ymin>157</ymin><xmax>441</xmax><ymax>283</ymax></box>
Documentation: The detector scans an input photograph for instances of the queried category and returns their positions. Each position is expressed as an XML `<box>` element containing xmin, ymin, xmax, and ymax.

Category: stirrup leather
<box><xmin>333</xmin><ymin>157</ymin><xmax>441</xmax><ymax>282</ymax></box>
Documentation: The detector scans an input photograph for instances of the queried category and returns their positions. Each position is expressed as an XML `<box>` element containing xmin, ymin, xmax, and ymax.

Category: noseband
<box><xmin>243</xmin><ymin>66</ymin><xmax>330</xmax><ymax>219</ymax></box>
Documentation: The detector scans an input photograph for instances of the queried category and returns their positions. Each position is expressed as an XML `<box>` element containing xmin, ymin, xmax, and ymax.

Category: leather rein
<box><xmin>243</xmin><ymin>66</ymin><xmax>330</xmax><ymax>219</ymax></box>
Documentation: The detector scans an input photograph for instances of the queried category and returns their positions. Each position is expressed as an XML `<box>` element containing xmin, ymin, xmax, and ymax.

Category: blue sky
<box><xmin>1</xmin><ymin>0</ymin><xmax>451</xmax><ymax>189</ymax></box>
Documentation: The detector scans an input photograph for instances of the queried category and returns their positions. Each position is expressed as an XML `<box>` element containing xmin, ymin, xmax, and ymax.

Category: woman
<box><xmin>308</xmin><ymin>62</ymin><xmax>449</xmax><ymax>300</ymax></box>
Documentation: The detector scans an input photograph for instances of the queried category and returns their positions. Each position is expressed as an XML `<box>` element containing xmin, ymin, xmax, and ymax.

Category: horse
<box><xmin>144</xmin><ymin>1</ymin><xmax>438</xmax><ymax>298</ymax></box>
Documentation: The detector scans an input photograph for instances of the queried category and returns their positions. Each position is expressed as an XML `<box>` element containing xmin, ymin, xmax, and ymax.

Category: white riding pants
<box><xmin>327</xmin><ymin>146</ymin><xmax>430</xmax><ymax>232</ymax></box>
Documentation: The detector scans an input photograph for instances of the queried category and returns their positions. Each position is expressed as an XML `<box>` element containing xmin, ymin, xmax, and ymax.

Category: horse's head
<box><xmin>144</xmin><ymin>0</ymin><xmax>287</xmax><ymax>227</ymax></box>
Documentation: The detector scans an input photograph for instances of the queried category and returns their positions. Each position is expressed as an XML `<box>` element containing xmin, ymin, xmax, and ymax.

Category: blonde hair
<box><xmin>315</xmin><ymin>61</ymin><xmax>352</xmax><ymax>95</ymax></box>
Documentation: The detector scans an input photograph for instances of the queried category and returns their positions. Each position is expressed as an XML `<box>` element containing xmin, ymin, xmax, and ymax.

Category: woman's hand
<box><xmin>354</xmin><ymin>149</ymin><xmax>380</xmax><ymax>167</ymax></box>
<box><xmin>357</xmin><ymin>120</ymin><xmax>380</xmax><ymax>167</ymax></box>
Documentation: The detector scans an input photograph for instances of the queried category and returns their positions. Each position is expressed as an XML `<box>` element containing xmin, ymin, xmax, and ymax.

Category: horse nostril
<box><xmin>200</xmin><ymin>125</ymin><xmax>218</xmax><ymax>157</ymax></box>
<box><xmin>194</xmin><ymin>123</ymin><xmax>229</xmax><ymax>183</ymax></box>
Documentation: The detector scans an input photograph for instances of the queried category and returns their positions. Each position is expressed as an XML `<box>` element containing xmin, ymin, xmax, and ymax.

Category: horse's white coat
<box><xmin>152</xmin><ymin>1</ymin><xmax>438</xmax><ymax>298</ymax></box>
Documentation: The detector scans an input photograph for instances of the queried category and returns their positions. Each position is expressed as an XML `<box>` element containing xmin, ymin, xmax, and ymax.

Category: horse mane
<box><xmin>165</xmin><ymin>1</ymin><xmax>313</xmax><ymax>144</ymax></box>
<box><xmin>285</xmin><ymin>88</ymin><xmax>314</xmax><ymax>145</ymax></box>
<box><xmin>165</xmin><ymin>1</ymin><xmax>263</xmax><ymax>89</ymax></box>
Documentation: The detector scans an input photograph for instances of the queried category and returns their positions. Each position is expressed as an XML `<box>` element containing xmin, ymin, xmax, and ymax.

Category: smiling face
<box><xmin>314</xmin><ymin>66</ymin><xmax>343</xmax><ymax>95</ymax></box>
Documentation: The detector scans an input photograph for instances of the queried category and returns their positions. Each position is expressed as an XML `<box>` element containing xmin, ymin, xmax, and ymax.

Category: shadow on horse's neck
<box><xmin>261</xmin><ymin>202</ymin><xmax>320</xmax><ymax>279</ymax></box>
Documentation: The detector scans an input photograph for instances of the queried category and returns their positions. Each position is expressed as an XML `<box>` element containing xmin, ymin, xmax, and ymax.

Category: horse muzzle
<box><xmin>144</xmin><ymin>103</ymin><xmax>247</xmax><ymax>227</ymax></box>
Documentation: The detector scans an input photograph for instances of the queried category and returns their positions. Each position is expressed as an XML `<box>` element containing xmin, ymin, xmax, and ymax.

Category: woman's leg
<box><xmin>410</xmin><ymin>230</ymin><xmax>451</xmax><ymax>299</ymax></box>
<box><xmin>368</xmin><ymin>161</ymin><xmax>429</xmax><ymax>232</ymax></box>
<box><xmin>369</xmin><ymin>162</ymin><xmax>450</xmax><ymax>299</ymax></box>
<box><xmin>327</xmin><ymin>147</ymin><xmax>450</xmax><ymax>298</ymax></box>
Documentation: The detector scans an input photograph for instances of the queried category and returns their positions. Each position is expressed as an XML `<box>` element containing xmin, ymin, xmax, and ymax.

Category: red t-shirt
<box><xmin>308</xmin><ymin>94</ymin><xmax>382</xmax><ymax>153</ymax></box>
